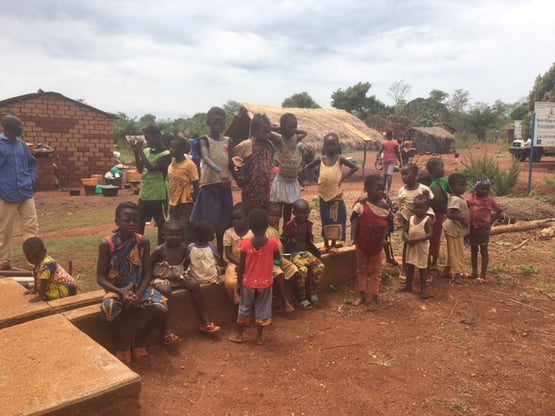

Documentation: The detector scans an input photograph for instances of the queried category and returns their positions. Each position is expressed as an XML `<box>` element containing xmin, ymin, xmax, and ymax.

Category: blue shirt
<box><xmin>0</xmin><ymin>133</ymin><xmax>38</xmax><ymax>203</ymax></box>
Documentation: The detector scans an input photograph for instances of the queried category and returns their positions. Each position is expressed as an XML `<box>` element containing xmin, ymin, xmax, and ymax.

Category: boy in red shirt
<box><xmin>228</xmin><ymin>208</ymin><xmax>281</xmax><ymax>345</ymax></box>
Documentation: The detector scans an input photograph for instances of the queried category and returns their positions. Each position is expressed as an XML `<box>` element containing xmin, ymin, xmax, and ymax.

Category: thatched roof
<box><xmin>405</xmin><ymin>126</ymin><xmax>456</xmax><ymax>154</ymax></box>
<box><xmin>364</xmin><ymin>114</ymin><xmax>416</xmax><ymax>138</ymax></box>
<box><xmin>241</xmin><ymin>103</ymin><xmax>383</xmax><ymax>150</ymax></box>
<box><xmin>405</xmin><ymin>126</ymin><xmax>455</xmax><ymax>140</ymax></box>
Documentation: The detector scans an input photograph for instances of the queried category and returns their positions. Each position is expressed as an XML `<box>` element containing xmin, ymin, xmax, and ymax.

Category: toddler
<box><xmin>223</xmin><ymin>203</ymin><xmax>253</xmax><ymax>304</ymax></box>
<box><xmin>400</xmin><ymin>195</ymin><xmax>433</xmax><ymax>298</ymax></box>
<box><xmin>151</xmin><ymin>221</ymin><xmax>220</xmax><ymax>343</ymax></box>
<box><xmin>282</xmin><ymin>199</ymin><xmax>325</xmax><ymax>310</ymax></box>
<box><xmin>228</xmin><ymin>208</ymin><xmax>281</xmax><ymax>345</ymax></box>
<box><xmin>186</xmin><ymin>221</ymin><xmax>224</xmax><ymax>284</ymax></box>
<box><xmin>22</xmin><ymin>237</ymin><xmax>79</xmax><ymax>302</ymax></box>
<box><xmin>443</xmin><ymin>173</ymin><xmax>470</xmax><ymax>283</ymax></box>
<box><xmin>467</xmin><ymin>178</ymin><xmax>502</xmax><ymax>282</ymax></box>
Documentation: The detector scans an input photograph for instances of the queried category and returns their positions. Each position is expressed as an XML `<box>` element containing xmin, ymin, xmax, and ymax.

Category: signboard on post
<box><xmin>534</xmin><ymin>102</ymin><xmax>555</xmax><ymax>146</ymax></box>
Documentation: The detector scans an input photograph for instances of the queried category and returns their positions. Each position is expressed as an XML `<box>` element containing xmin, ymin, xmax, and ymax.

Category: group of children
<box><xmin>19</xmin><ymin>108</ymin><xmax>502</xmax><ymax>362</ymax></box>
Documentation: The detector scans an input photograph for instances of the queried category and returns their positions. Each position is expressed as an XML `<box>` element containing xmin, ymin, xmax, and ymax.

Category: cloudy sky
<box><xmin>1</xmin><ymin>0</ymin><xmax>553</xmax><ymax>119</ymax></box>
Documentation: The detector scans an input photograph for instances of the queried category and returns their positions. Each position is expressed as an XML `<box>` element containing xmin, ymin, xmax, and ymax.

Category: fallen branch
<box><xmin>321</xmin><ymin>343</ymin><xmax>361</xmax><ymax>350</ymax></box>
<box><xmin>537</xmin><ymin>289</ymin><xmax>555</xmax><ymax>302</ymax></box>
<box><xmin>447</xmin><ymin>301</ymin><xmax>458</xmax><ymax>320</ymax></box>
<box><xmin>510</xmin><ymin>238</ymin><xmax>530</xmax><ymax>252</ymax></box>
<box><xmin>491</xmin><ymin>218</ymin><xmax>555</xmax><ymax>235</ymax></box>
<box><xmin>504</xmin><ymin>298</ymin><xmax>547</xmax><ymax>313</ymax></box>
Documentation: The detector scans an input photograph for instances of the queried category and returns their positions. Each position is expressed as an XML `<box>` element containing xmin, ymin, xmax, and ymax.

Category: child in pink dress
<box><xmin>350</xmin><ymin>175</ymin><xmax>391</xmax><ymax>311</ymax></box>
<box><xmin>467</xmin><ymin>178</ymin><xmax>502</xmax><ymax>282</ymax></box>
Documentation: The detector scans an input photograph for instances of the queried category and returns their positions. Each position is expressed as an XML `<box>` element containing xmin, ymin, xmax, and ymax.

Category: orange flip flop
<box><xmin>115</xmin><ymin>350</ymin><xmax>132</xmax><ymax>364</ymax></box>
<box><xmin>199</xmin><ymin>322</ymin><xmax>221</xmax><ymax>334</ymax></box>
<box><xmin>163</xmin><ymin>331</ymin><xmax>180</xmax><ymax>345</ymax></box>
<box><xmin>132</xmin><ymin>347</ymin><xmax>150</xmax><ymax>361</ymax></box>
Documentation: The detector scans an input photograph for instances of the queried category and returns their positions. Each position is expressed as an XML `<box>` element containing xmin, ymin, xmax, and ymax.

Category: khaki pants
<box><xmin>0</xmin><ymin>198</ymin><xmax>39</xmax><ymax>264</ymax></box>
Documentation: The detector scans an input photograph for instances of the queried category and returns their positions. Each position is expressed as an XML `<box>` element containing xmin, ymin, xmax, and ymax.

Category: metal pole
<box><xmin>527</xmin><ymin>113</ymin><xmax>536</xmax><ymax>196</ymax></box>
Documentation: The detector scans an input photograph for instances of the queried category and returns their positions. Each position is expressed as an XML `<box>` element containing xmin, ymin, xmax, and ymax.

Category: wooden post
<box><xmin>362</xmin><ymin>143</ymin><xmax>367</xmax><ymax>177</ymax></box>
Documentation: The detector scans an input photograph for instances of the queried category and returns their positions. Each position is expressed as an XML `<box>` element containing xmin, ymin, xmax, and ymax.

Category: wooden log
<box><xmin>490</xmin><ymin>218</ymin><xmax>555</xmax><ymax>235</ymax></box>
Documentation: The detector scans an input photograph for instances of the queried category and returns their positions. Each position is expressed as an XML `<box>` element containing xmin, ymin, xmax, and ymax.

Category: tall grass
<box><xmin>461</xmin><ymin>155</ymin><xmax>520</xmax><ymax>196</ymax></box>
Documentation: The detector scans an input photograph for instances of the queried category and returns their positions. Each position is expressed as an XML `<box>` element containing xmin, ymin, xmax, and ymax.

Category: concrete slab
<box><xmin>65</xmin><ymin>247</ymin><xmax>361</xmax><ymax>347</ymax></box>
<box><xmin>0</xmin><ymin>314</ymin><xmax>141</xmax><ymax>416</ymax></box>
<box><xmin>0</xmin><ymin>278</ymin><xmax>51</xmax><ymax>329</ymax></box>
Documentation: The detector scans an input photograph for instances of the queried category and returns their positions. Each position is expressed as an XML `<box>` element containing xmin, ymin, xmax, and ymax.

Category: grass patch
<box><xmin>11</xmin><ymin>228</ymin><xmax>158</xmax><ymax>292</ymax></box>
<box><xmin>520</xmin><ymin>265</ymin><xmax>540</xmax><ymax>276</ymax></box>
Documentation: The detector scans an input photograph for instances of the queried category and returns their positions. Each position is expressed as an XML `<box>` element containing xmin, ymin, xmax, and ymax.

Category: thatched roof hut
<box><xmin>241</xmin><ymin>103</ymin><xmax>383</xmax><ymax>151</ymax></box>
<box><xmin>404</xmin><ymin>126</ymin><xmax>456</xmax><ymax>154</ymax></box>
<box><xmin>364</xmin><ymin>115</ymin><xmax>417</xmax><ymax>140</ymax></box>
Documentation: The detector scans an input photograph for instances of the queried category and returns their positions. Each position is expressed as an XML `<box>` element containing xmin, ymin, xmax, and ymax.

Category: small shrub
<box><xmin>461</xmin><ymin>155</ymin><xmax>520</xmax><ymax>196</ymax></box>
<box><xmin>519</xmin><ymin>292</ymin><xmax>532</xmax><ymax>303</ymax></box>
<box><xmin>521</xmin><ymin>265</ymin><xmax>540</xmax><ymax>275</ymax></box>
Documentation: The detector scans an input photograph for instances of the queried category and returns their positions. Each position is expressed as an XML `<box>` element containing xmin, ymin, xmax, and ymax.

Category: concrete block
<box><xmin>0</xmin><ymin>314</ymin><xmax>141</xmax><ymax>416</ymax></box>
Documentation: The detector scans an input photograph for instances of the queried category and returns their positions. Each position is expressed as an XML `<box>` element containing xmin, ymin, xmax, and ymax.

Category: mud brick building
<box><xmin>0</xmin><ymin>91</ymin><xmax>118</xmax><ymax>188</ymax></box>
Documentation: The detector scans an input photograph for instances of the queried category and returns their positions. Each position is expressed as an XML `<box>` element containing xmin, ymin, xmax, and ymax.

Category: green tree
<box><xmin>139</xmin><ymin>113</ymin><xmax>156</xmax><ymax>126</ymax></box>
<box><xmin>510</xmin><ymin>102</ymin><xmax>529</xmax><ymax>121</ymax></box>
<box><xmin>447</xmin><ymin>89</ymin><xmax>470</xmax><ymax>114</ymax></box>
<box><xmin>465</xmin><ymin>104</ymin><xmax>497</xmax><ymax>141</ymax></box>
<box><xmin>331</xmin><ymin>82</ymin><xmax>387</xmax><ymax>119</ymax></box>
<box><xmin>282</xmin><ymin>92</ymin><xmax>321</xmax><ymax>108</ymax></box>
<box><xmin>404</xmin><ymin>90</ymin><xmax>450</xmax><ymax>125</ymax></box>
<box><xmin>223</xmin><ymin>100</ymin><xmax>243</xmax><ymax>123</ymax></box>
<box><xmin>528</xmin><ymin>62</ymin><xmax>555</xmax><ymax>109</ymax></box>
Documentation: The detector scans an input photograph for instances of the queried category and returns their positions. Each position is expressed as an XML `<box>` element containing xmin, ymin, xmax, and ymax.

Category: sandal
<box><xmin>199</xmin><ymin>322</ymin><xmax>221</xmax><ymax>334</ymax></box>
<box><xmin>320</xmin><ymin>247</ymin><xmax>330</xmax><ymax>254</ymax></box>
<box><xmin>308</xmin><ymin>294</ymin><xmax>320</xmax><ymax>304</ymax></box>
<box><xmin>296</xmin><ymin>299</ymin><xmax>312</xmax><ymax>310</ymax></box>
<box><xmin>115</xmin><ymin>350</ymin><xmax>132</xmax><ymax>364</ymax></box>
<box><xmin>163</xmin><ymin>331</ymin><xmax>180</xmax><ymax>345</ymax></box>
<box><xmin>328</xmin><ymin>247</ymin><xmax>339</xmax><ymax>256</ymax></box>
<box><xmin>131</xmin><ymin>347</ymin><xmax>150</xmax><ymax>361</ymax></box>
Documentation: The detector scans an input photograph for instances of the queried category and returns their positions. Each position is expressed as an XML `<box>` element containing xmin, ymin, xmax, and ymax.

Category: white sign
<box><xmin>514</xmin><ymin>120</ymin><xmax>522</xmax><ymax>139</ymax></box>
<box><xmin>534</xmin><ymin>102</ymin><xmax>555</xmax><ymax>145</ymax></box>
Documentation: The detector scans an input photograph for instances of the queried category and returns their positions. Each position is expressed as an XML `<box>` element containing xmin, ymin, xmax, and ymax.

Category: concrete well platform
<box><xmin>0</xmin><ymin>314</ymin><xmax>141</xmax><ymax>416</ymax></box>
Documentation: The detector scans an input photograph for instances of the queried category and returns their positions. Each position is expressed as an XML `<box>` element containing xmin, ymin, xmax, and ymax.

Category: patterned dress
<box><xmin>33</xmin><ymin>256</ymin><xmax>79</xmax><ymax>300</ymax></box>
<box><xmin>100</xmin><ymin>232</ymin><xmax>167</xmax><ymax>322</ymax></box>
<box><xmin>241</xmin><ymin>140</ymin><xmax>275</xmax><ymax>211</ymax></box>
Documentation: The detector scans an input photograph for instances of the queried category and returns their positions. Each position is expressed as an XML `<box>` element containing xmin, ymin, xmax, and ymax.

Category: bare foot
<box><xmin>283</xmin><ymin>302</ymin><xmax>295</xmax><ymax>312</ymax></box>
<box><xmin>366</xmin><ymin>297</ymin><xmax>379</xmax><ymax>312</ymax></box>
<box><xmin>256</xmin><ymin>337</ymin><xmax>264</xmax><ymax>345</ymax></box>
<box><xmin>277</xmin><ymin>301</ymin><xmax>295</xmax><ymax>313</ymax></box>
<box><xmin>228</xmin><ymin>333</ymin><xmax>243</xmax><ymax>343</ymax></box>
<box><xmin>420</xmin><ymin>290</ymin><xmax>432</xmax><ymax>299</ymax></box>
<box><xmin>351</xmin><ymin>296</ymin><xmax>365</xmax><ymax>306</ymax></box>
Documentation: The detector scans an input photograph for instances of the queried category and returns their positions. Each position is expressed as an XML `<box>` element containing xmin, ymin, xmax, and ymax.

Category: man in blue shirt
<box><xmin>0</xmin><ymin>115</ymin><xmax>39</xmax><ymax>270</ymax></box>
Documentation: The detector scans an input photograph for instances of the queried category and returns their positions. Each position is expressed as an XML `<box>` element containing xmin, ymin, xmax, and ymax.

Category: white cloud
<box><xmin>0</xmin><ymin>0</ymin><xmax>553</xmax><ymax>118</ymax></box>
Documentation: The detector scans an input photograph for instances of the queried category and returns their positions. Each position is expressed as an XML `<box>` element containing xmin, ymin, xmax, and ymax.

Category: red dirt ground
<box><xmin>31</xmin><ymin>145</ymin><xmax>555</xmax><ymax>415</ymax></box>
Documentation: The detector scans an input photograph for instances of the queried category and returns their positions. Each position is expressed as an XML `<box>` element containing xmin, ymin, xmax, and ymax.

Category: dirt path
<box><xmin>26</xmin><ymin>144</ymin><xmax>555</xmax><ymax>415</ymax></box>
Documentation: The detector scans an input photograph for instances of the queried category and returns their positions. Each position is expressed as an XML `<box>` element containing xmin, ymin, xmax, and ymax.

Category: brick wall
<box><xmin>0</xmin><ymin>95</ymin><xmax>115</xmax><ymax>188</ymax></box>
